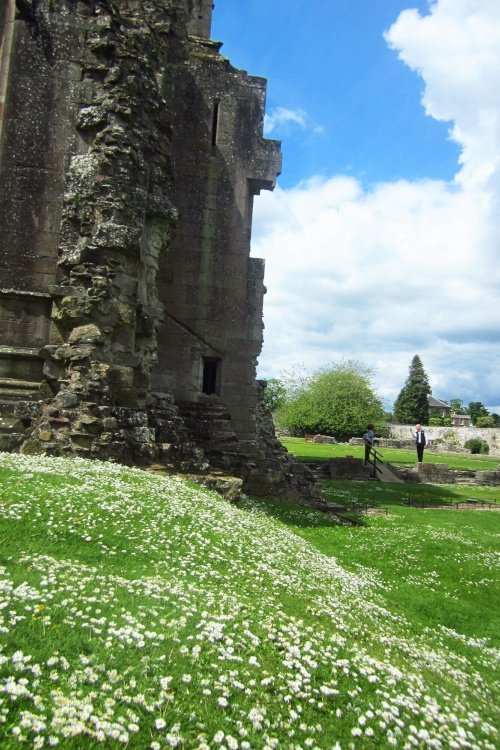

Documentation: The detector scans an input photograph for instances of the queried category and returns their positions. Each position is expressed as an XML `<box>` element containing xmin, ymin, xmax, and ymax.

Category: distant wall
<box><xmin>388</xmin><ymin>424</ymin><xmax>500</xmax><ymax>455</ymax></box>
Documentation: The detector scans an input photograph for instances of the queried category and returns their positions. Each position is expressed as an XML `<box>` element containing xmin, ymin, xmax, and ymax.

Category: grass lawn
<box><xmin>259</xmin><ymin>480</ymin><xmax>500</xmax><ymax>644</ymax></box>
<box><xmin>322</xmin><ymin>479</ymin><xmax>500</xmax><ymax>509</ymax></box>
<box><xmin>281</xmin><ymin>437</ymin><xmax>500</xmax><ymax>471</ymax></box>
<box><xmin>0</xmin><ymin>452</ymin><xmax>499</xmax><ymax>749</ymax></box>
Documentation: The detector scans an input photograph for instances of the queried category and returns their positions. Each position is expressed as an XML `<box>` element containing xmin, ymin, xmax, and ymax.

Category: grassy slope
<box><xmin>0</xmin><ymin>452</ymin><xmax>499</xmax><ymax>749</ymax></box>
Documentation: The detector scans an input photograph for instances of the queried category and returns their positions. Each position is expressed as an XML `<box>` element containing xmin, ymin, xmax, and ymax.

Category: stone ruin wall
<box><xmin>0</xmin><ymin>0</ymin><xmax>321</xmax><ymax>505</ymax></box>
<box><xmin>388</xmin><ymin>424</ymin><xmax>500</xmax><ymax>456</ymax></box>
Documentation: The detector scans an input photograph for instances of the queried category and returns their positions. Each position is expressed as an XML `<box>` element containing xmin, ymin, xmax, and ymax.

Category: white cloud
<box><xmin>264</xmin><ymin>107</ymin><xmax>307</xmax><ymax>135</ymax></box>
<box><xmin>253</xmin><ymin>0</ymin><xmax>500</xmax><ymax>412</ymax></box>
<box><xmin>384</xmin><ymin>0</ymin><xmax>500</xmax><ymax>194</ymax></box>
<box><xmin>264</xmin><ymin>107</ymin><xmax>324</xmax><ymax>136</ymax></box>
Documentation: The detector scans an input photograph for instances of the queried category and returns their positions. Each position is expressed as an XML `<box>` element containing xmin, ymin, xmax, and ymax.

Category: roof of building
<box><xmin>428</xmin><ymin>395</ymin><xmax>452</xmax><ymax>410</ymax></box>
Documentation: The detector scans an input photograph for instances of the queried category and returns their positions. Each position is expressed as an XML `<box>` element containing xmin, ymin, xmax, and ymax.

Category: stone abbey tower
<box><xmin>0</xmin><ymin>0</ymin><xmax>320</xmax><ymax>503</ymax></box>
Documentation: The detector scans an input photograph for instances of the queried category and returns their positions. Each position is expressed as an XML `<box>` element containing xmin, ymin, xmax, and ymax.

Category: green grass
<box><xmin>259</xmin><ymin>481</ymin><xmax>500</xmax><ymax>642</ymax></box>
<box><xmin>322</xmin><ymin>478</ymin><xmax>500</xmax><ymax>509</ymax></box>
<box><xmin>0</xmin><ymin>452</ymin><xmax>499</xmax><ymax>749</ymax></box>
<box><xmin>281</xmin><ymin>437</ymin><xmax>500</xmax><ymax>471</ymax></box>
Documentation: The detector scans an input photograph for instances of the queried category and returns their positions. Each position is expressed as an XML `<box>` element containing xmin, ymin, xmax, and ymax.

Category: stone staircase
<box><xmin>373</xmin><ymin>461</ymin><xmax>405</xmax><ymax>483</ymax></box>
<box><xmin>177</xmin><ymin>400</ymin><xmax>325</xmax><ymax>505</ymax></box>
<box><xmin>0</xmin><ymin>379</ymin><xmax>50</xmax><ymax>451</ymax></box>
<box><xmin>177</xmin><ymin>400</ymin><xmax>249</xmax><ymax>473</ymax></box>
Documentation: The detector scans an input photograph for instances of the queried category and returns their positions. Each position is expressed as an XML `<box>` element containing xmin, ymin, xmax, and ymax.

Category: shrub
<box><xmin>464</xmin><ymin>438</ymin><xmax>489</xmax><ymax>454</ymax></box>
<box><xmin>429</xmin><ymin>414</ymin><xmax>452</xmax><ymax>426</ymax></box>
<box><xmin>476</xmin><ymin>416</ymin><xmax>495</xmax><ymax>428</ymax></box>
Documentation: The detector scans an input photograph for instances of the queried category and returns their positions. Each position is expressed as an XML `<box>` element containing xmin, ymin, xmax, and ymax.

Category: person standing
<box><xmin>412</xmin><ymin>423</ymin><xmax>427</xmax><ymax>462</ymax></box>
<box><xmin>363</xmin><ymin>423</ymin><xmax>375</xmax><ymax>464</ymax></box>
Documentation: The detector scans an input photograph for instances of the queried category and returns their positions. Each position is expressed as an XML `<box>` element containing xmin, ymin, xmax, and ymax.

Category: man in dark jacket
<box><xmin>412</xmin><ymin>424</ymin><xmax>427</xmax><ymax>462</ymax></box>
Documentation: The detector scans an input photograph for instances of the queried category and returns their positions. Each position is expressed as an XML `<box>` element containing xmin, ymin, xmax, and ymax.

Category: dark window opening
<box><xmin>211</xmin><ymin>99</ymin><xmax>220</xmax><ymax>147</ymax></box>
<box><xmin>202</xmin><ymin>357</ymin><xmax>221</xmax><ymax>395</ymax></box>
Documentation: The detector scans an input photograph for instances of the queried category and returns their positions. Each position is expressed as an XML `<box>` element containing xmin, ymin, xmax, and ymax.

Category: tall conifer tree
<box><xmin>393</xmin><ymin>355</ymin><xmax>431</xmax><ymax>424</ymax></box>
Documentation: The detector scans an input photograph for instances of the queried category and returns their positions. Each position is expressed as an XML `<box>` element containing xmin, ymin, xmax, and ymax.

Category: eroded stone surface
<box><xmin>0</xmin><ymin>0</ymin><xmax>320</xmax><ymax>504</ymax></box>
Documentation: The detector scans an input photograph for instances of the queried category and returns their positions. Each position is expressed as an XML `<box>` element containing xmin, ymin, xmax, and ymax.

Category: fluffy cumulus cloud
<box><xmin>385</xmin><ymin>0</ymin><xmax>500</xmax><ymax>195</ymax></box>
<box><xmin>253</xmin><ymin>0</ymin><xmax>500</xmax><ymax>412</ymax></box>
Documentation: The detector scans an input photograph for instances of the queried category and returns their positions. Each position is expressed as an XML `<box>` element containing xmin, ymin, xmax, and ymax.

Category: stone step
<box><xmin>177</xmin><ymin>401</ymin><xmax>239</xmax><ymax>446</ymax></box>
<box><xmin>178</xmin><ymin>401</ymin><xmax>231</xmax><ymax>419</ymax></box>
<box><xmin>374</xmin><ymin>462</ymin><xmax>405</xmax><ymax>483</ymax></box>
<box><xmin>0</xmin><ymin>377</ymin><xmax>43</xmax><ymax>388</ymax></box>
<box><xmin>0</xmin><ymin>378</ymin><xmax>47</xmax><ymax>402</ymax></box>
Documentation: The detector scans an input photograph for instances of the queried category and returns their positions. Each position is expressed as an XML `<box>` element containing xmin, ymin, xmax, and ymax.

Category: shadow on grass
<box><xmin>240</xmin><ymin>495</ymin><xmax>347</xmax><ymax>530</ymax></box>
<box><xmin>322</xmin><ymin>480</ymin><xmax>467</xmax><ymax>509</ymax></box>
<box><xmin>242</xmin><ymin>478</ymin><xmax>488</xmax><ymax>533</ymax></box>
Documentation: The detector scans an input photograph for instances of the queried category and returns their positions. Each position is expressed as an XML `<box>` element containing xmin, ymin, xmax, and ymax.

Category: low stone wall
<box><xmin>304</xmin><ymin>434</ymin><xmax>337</xmax><ymax>444</ymax></box>
<box><xmin>327</xmin><ymin>457</ymin><xmax>373</xmax><ymax>480</ymax></box>
<box><xmin>413</xmin><ymin>464</ymin><xmax>500</xmax><ymax>486</ymax></box>
<box><xmin>329</xmin><ymin>459</ymin><xmax>500</xmax><ymax>486</ymax></box>
<box><xmin>415</xmin><ymin>463</ymin><xmax>456</xmax><ymax>484</ymax></box>
<box><xmin>350</xmin><ymin>437</ymin><xmax>415</xmax><ymax>449</ymax></box>
<box><xmin>388</xmin><ymin>424</ymin><xmax>500</xmax><ymax>455</ymax></box>
<box><xmin>474</xmin><ymin>470</ymin><xmax>500</xmax><ymax>486</ymax></box>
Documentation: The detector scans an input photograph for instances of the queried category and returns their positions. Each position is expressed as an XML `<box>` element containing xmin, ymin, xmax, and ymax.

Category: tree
<box><xmin>476</xmin><ymin>415</ymin><xmax>495</xmax><ymax>428</ymax></box>
<box><xmin>393</xmin><ymin>355</ymin><xmax>431</xmax><ymax>424</ymax></box>
<box><xmin>278</xmin><ymin>363</ymin><xmax>312</xmax><ymax>400</ymax></box>
<box><xmin>261</xmin><ymin>378</ymin><xmax>287</xmax><ymax>413</ymax></box>
<box><xmin>468</xmin><ymin>401</ymin><xmax>489</xmax><ymax>425</ymax></box>
<box><xmin>447</xmin><ymin>398</ymin><xmax>468</xmax><ymax>415</ymax></box>
<box><xmin>275</xmin><ymin>360</ymin><xmax>385</xmax><ymax>441</ymax></box>
<box><xmin>429</xmin><ymin>413</ymin><xmax>452</xmax><ymax>427</ymax></box>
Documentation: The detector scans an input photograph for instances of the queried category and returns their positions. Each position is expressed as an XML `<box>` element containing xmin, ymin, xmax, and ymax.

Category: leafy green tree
<box><xmin>278</xmin><ymin>363</ymin><xmax>312</xmax><ymax>400</ymax></box>
<box><xmin>491</xmin><ymin>413</ymin><xmax>500</xmax><ymax>426</ymax></box>
<box><xmin>393</xmin><ymin>355</ymin><xmax>431</xmax><ymax>424</ymax></box>
<box><xmin>447</xmin><ymin>398</ymin><xmax>468</xmax><ymax>414</ymax></box>
<box><xmin>476</xmin><ymin>415</ymin><xmax>495</xmax><ymax>428</ymax></box>
<box><xmin>261</xmin><ymin>378</ymin><xmax>287</xmax><ymax>414</ymax></box>
<box><xmin>468</xmin><ymin>401</ymin><xmax>489</xmax><ymax>425</ymax></box>
<box><xmin>275</xmin><ymin>360</ymin><xmax>384</xmax><ymax>440</ymax></box>
<box><xmin>429</xmin><ymin>413</ymin><xmax>452</xmax><ymax>427</ymax></box>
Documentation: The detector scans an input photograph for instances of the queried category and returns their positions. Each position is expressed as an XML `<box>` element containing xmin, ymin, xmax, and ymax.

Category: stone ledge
<box><xmin>0</xmin><ymin>288</ymin><xmax>52</xmax><ymax>299</ymax></box>
<box><xmin>0</xmin><ymin>347</ymin><xmax>42</xmax><ymax>358</ymax></box>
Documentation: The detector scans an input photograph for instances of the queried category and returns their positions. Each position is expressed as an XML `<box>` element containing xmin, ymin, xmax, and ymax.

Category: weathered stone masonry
<box><xmin>0</xmin><ymin>0</ymin><xmax>321</xmax><ymax>503</ymax></box>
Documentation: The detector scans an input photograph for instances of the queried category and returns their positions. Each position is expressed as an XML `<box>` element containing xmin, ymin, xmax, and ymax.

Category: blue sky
<box><xmin>211</xmin><ymin>1</ymin><xmax>500</xmax><ymax>414</ymax></box>
<box><xmin>213</xmin><ymin>0</ymin><xmax>459</xmax><ymax>187</ymax></box>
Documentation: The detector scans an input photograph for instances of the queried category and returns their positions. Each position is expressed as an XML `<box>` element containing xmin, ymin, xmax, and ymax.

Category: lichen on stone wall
<box><xmin>17</xmin><ymin>0</ymin><xmax>188</xmax><ymax>460</ymax></box>
<box><xmin>64</xmin><ymin>154</ymin><xmax>101</xmax><ymax>204</ymax></box>
<box><xmin>42</xmin><ymin>0</ymin><xmax>183</xmax><ymax>413</ymax></box>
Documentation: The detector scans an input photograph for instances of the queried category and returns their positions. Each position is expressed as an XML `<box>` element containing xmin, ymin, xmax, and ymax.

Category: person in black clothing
<box><xmin>412</xmin><ymin>423</ymin><xmax>427</xmax><ymax>462</ymax></box>
<box><xmin>362</xmin><ymin>423</ymin><xmax>375</xmax><ymax>464</ymax></box>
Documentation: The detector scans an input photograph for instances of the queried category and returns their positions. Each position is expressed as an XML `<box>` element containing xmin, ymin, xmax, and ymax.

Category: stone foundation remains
<box><xmin>0</xmin><ymin>0</ymin><xmax>321</xmax><ymax>504</ymax></box>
